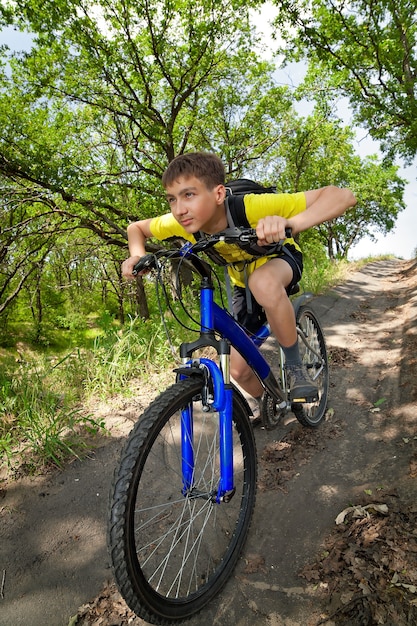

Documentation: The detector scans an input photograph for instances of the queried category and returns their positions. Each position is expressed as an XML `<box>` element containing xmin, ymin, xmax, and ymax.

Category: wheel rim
<box><xmin>296</xmin><ymin>310</ymin><xmax>328</xmax><ymax>425</ymax></box>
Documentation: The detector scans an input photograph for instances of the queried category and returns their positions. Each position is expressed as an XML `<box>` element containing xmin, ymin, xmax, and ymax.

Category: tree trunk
<box><xmin>118</xmin><ymin>294</ymin><xmax>125</xmax><ymax>325</ymax></box>
<box><xmin>136</xmin><ymin>276</ymin><xmax>149</xmax><ymax>319</ymax></box>
<box><xmin>327</xmin><ymin>239</ymin><xmax>335</xmax><ymax>260</ymax></box>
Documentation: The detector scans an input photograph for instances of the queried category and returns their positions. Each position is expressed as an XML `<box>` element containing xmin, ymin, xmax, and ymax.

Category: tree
<box><xmin>0</xmin><ymin>0</ymin><xmax>291</xmax><ymax>320</ymax></box>
<box><xmin>0</xmin><ymin>0</ymin><xmax>408</xmax><ymax>332</ymax></box>
<box><xmin>316</xmin><ymin>156</ymin><xmax>405</xmax><ymax>259</ymax></box>
<box><xmin>0</xmin><ymin>0</ymin><xmax>277</xmax><ymax>231</ymax></box>
<box><xmin>274</xmin><ymin>0</ymin><xmax>417</xmax><ymax>162</ymax></box>
<box><xmin>0</xmin><ymin>179</ymin><xmax>64</xmax><ymax>315</ymax></box>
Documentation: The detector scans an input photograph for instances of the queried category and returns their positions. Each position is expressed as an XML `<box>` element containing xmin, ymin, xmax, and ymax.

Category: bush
<box><xmin>300</xmin><ymin>235</ymin><xmax>348</xmax><ymax>294</ymax></box>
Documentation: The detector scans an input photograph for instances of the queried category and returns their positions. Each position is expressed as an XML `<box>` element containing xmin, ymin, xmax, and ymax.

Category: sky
<box><xmin>2</xmin><ymin>17</ymin><xmax>417</xmax><ymax>261</ymax></box>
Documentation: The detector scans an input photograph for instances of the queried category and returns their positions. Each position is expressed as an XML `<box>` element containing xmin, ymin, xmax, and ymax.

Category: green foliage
<box><xmin>83</xmin><ymin>316</ymin><xmax>177</xmax><ymax>397</ymax></box>
<box><xmin>0</xmin><ymin>0</ymin><xmax>411</xmax><ymax>476</ymax></box>
<box><xmin>260</xmin><ymin>108</ymin><xmax>405</xmax><ymax>259</ymax></box>
<box><xmin>0</xmin><ymin>304</ymin><xmax>187</xmax><ymax>474</ymax></box>
<box><xmin>0</xmin><ymin>352</ymin><xmax>105</xmax><ymax>473</ymax></box>
<box><xmin>0</xmin><ymin>250</ymin><xmax>392</xmax><ymax>478</ymax></box>
<box><xmin>0</xmin><ymin>0</ymin><xmax>269</xmax><ymax>236</ymax></box>
<box><xmin>275</xmin><ymin>0</ymin><xmax>417</xmax><ymax>162</ymax></box>
<box><xmin>299</xmin><ymin>230</ymin><xmax>348</xmax><ymax>293</ymax></box>
<box><xmin>0</xmin><ymin>0</ymin><xmax>308</xmax><ymax>330</ymax></box>
<box><xmin>0</xmin><ymin>0</ymin><xmax>408</xmax><ymax>333</ymax></box>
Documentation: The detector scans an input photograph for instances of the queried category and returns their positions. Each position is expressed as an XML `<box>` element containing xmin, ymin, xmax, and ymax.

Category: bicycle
<box><xmin>108</xmin><ymin>227</ymin><xmax>329</xmax><ymax>625</ymax></box>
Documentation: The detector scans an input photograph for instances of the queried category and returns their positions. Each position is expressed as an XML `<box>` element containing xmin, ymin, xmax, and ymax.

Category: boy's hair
<box><xmin>162</xmin><ymin>152</ymin><xmax>225</xmax><ymax>189</ymax></box>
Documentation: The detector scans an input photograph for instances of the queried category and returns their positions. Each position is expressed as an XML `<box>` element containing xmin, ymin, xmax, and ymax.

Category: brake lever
<box><xmin>228</xmin><ymin>227</ymin><xmax>292</xmax><ymax>244</ymax></box>
<box><xmin>237</xmin><ymin>228</ymin><xmax>257</xmax><ymax>243</ymax></box>
<box><xmin>221</xmin><ymin>226</ymin><xmax>292</xmax><ymax>244</ymax></box>
<box><xmin>132</xmin><ymin>254</ymin><xmax>157</xmax><ymax>276</ymax></box>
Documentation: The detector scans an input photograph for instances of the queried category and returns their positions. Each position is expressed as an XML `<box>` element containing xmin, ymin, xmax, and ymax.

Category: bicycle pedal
<box><xmin>291</xmin><ymin>393</ymin><xmax>319</xmax><ymax>403</ymax></box>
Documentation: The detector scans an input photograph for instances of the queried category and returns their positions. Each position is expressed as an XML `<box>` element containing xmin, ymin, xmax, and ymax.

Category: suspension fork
<box><xmin>179</xmin><ymin>353</ymin><xmax>235</xmax><ymax>504</ymax></box>
<box><xmin>179</xmin><ymin>277</ymin><xmax>235</xmax><ymax>502</ymax></box>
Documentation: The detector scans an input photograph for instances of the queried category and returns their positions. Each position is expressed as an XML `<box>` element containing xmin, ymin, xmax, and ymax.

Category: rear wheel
<box><xmin>292</xmin><ymin>306</ymin><xmax>329</xmax><ymax>427</ymax></box>
<box><xmin>108</xmin><ymin>378</ymin><xmax>257</xmax><ymax>625</ymax></box>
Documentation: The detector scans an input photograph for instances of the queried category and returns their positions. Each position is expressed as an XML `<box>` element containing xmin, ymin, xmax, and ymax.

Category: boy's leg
<box><xmin>229</xmin><ymin>286</ymin><xmax>265</xmax><ymax>398</ymax></box>
<box><xmin>230</xmin><ymin>347</ymin><xmax>264</xmax><ymax>398</ymax></box>
<box><xmin>248</xmin><ymin>258</ymin><xmax>296</xmax><ymax>348</ymax></box>
<box><xmin>230</xmin><ymin>346</ymin><xmax>264</xmax><ymax>424</ymax></box>
<box><xmin>248</xmin><ymin>258</ymin><xmax>318</xmax><ymax>401</ymax></box>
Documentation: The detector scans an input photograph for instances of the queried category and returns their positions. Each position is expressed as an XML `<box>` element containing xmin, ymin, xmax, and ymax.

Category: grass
<box><xmin>0</xmin><ymin>313</ymin><xmax>180</xmax><ymax>476</ymax></box>
<box><xmin>0</xmin><ymin>352</ymin><xmax>106</xmax><ymax>475</ymax></box>
<box><xmin>301</xmin><ymin>257</ymin><xmax>350</xmax><ymax>294</ymax></box>
<box><xmin>83</xmin><ymin>316</ymin><xmax>178</xmax><ymax>398</ymax></box>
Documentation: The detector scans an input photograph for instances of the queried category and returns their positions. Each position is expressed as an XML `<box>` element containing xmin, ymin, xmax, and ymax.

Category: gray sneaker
<box><xmin>285</xmin><ymin>364</ymin><xmax>318</xmax><ymax>403</ymax></box>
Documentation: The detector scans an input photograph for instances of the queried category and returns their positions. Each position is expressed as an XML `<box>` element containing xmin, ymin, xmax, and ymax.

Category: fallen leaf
<box><xmin>335</xmin><ymin>503</ymin><xmax>388</xmax><ymax>525</ymax></box>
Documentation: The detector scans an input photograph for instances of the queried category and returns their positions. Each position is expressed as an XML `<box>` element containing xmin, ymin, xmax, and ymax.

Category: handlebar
<box><xmin>192</xmin><ymin>226</ymin><xmax>292</xmax><ymax>250</ymax></box>
<box><xmin>132</xmin><ymin>226</ymin><xmax>293</xmax><ymax>275</ymax></box>
<box><xmin>191</xmin><ymin>227</ymin><xmax>257</xmax><ymax>252</ymax></box>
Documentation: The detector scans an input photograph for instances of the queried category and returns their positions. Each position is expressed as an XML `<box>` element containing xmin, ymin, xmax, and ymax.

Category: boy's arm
<box><xmin>122</xmin><ymin>218</ymin><xmax>153</xmax><ymax>278</ymax></box>
<box><xmin>289</xmin><ymin>186</ymin><xmax>357</xmax><ymax>235</ymax></box>
<box><xmin>256</xmin><ymin>186</ymin><xmax>356</xmax><ymax>244</ymax></box>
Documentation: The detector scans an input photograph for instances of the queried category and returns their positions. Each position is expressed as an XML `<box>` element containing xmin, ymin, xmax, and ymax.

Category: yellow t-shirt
<box><xmin>149</xmin><ymin>192</ymin><xmax>306</xmax><ymax>288</ymax></box>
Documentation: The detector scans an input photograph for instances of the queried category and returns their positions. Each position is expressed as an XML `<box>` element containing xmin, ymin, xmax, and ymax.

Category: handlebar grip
<box><xmin>242</xmin><ymin>226</ymin><xmax>292</xmax><ymax>242</ymax></box>
<box><xmin>132</xmin><ymin>254</ymin><xmax>156</xmax><ymax>275</ymax></box>
<box><xmin>242</xmin><ymin>226</ymin><xmax>292</xmax><ymax>243</ymax></box>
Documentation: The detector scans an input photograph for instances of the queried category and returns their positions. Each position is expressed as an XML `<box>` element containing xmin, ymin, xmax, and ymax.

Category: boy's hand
<box><xmin>256</xmin><ymin>216</ymin><xmax>291</xmax><ymax>247</ymax></box>
<box><xmin>121</xmin><ymin>255</ymin><xmax>141</xmax><ymax>279</ymax></box>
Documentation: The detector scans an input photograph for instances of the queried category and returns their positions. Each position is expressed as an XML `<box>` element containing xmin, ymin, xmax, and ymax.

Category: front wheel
<box><xmin>108</xmin><ymin>377</ymin><xmax>257</xmax><ymax>625</ymax></box>
<box><xmin>292</xmin><ymin>305</ymin><xmax>329</xmax><ymax>427</ymax></box>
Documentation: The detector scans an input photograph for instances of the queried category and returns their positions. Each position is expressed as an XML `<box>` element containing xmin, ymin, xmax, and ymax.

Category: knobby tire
<box><xmin>108</xmin><ymin>378</ymin><xmax>257</xmax><ymax>625</ymax></box>
<box><xmin>293</xmin><ymin>305</ymin><xmax>329</xmax><ymax>427</ymax></box>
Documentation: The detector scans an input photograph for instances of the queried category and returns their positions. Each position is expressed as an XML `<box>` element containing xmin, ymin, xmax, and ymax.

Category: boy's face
<box><xmin>165</xmin><ymin>175</ymin><xmax>227</xmax><ymax>234</ymax></box>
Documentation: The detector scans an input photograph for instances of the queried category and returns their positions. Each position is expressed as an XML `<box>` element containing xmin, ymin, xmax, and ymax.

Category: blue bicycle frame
<box><xmin>178</xmin><ymin>273</ymin><xmax>303</xmax><ymax>504</ymax></box>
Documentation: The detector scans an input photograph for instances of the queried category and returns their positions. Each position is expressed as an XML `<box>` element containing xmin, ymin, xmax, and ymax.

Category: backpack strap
<box><xmin>225</xmin><ymin>194</ymin><xmax>250</xmax><ymax>227</ymax></box>
<box><xmin>226</xmin><ymin>195</ymin><xmax>282</xmax><ymax>258</ymax></box>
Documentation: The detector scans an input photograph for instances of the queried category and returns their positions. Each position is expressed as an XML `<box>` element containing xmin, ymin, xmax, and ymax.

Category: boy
<box><xmin>122</xmin><ymin>152</ymin><xmax>356</xmax><ymax>407</ymax></box>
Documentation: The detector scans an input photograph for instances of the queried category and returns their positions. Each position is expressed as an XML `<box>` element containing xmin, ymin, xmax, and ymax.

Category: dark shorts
<box><xmin>232</xmin><ymin>245</ymin><xmax>303</xmax><ymax>334</ymax></box>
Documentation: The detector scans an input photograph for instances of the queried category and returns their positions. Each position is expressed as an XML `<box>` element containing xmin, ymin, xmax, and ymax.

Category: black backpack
<box><xmin>225</xmin><ymin>178</ymin><xmax>276</xmax><ymax>197</ymax></box>
<box><xmin>194</xmin><ymin>178</ymin><xmax>280</xmax><ymax>266</ymax></box>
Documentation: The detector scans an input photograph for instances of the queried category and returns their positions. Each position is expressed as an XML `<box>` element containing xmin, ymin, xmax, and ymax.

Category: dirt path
<box><xmin>1</xmin><ymin>259</ymin><xmax>417</xmax><ymax>626</ymax></box>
